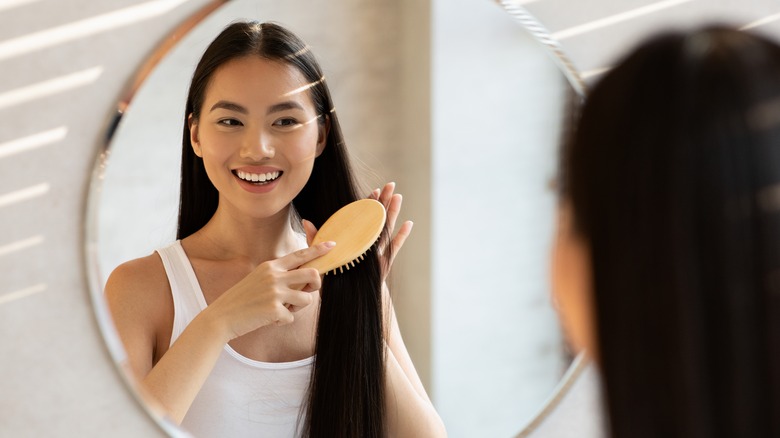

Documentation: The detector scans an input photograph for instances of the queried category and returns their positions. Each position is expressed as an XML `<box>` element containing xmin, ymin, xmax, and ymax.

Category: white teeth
<box><xmin>236</xmin><ymin>170</ymin><xmax>280</xmax><ymax>183</ymax></box>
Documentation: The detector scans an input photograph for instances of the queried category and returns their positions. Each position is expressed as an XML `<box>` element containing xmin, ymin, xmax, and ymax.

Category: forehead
<box><xmin>203</xmin><ymin>56</ymin><xmax>315</xmax><ymax>109</ymax></box>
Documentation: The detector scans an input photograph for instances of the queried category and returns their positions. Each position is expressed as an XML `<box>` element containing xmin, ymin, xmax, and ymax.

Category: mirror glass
<box><xmin>88</xmin><ymin>0</ymin><xmax>582</xmax><ymax>436</ymax></box>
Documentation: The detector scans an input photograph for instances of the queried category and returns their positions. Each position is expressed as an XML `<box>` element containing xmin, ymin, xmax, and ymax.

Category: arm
<box><xmin>137</xmin><ymin>307</ymin><xmax>226</xmax><ymax>423</ymax></box>
<box><xmin>383</xmin><ymin>283</ymin><xmax>447</xmax><ymax>437</ymax></box>
<box><xmin>105</xmin><ymin>243</ymin><xmax>333</xmax><ymax>424</ymax></box>
<box><xmin>372</xmin><ymin>183</ymin><xmax>446</xmax><ymax>435</ymax></box>
<box><xmin>105</xmin><ymin>255</ymin><xmax>235</xmax><ymax>424</ymax></box>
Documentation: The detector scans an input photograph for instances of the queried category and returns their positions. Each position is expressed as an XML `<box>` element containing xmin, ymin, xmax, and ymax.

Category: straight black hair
<box><xmin>562</xmin><ymin>26</ymin><xmax>780</xmax><ymax>438</ymax></box>
<box><xmin>178</xmin><ymin>21</ymin><xmax>387</xmax><ymax>437</ymax></box>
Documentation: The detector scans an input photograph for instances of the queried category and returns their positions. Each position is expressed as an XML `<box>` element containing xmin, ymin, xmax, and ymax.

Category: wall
<box><xmin>0</xmin><ymin>1</ymin><xmax>212</xmax><ymax>435</ymax></box>
<box><xmin>4</xmin><ymin>0</ymin><xmax>778</xmax><ymax>437</ymax></box>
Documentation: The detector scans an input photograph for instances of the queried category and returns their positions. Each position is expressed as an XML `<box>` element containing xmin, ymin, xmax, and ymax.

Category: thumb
<box><xmin>302</xmin><ymin>219</ymin><xmax>318</xmax><ymax>247</ymax></box>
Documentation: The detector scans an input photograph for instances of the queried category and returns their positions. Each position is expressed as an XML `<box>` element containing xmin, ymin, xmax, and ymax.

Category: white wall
<box><xmin>0</xmin><ymin>0</ymin><xmax>212</xmax><ymax>435</ymax></box>
<box><xmin>431</xmin><ymin>1</ymin><xmax>568</xmax><ymax>436</ymax></box>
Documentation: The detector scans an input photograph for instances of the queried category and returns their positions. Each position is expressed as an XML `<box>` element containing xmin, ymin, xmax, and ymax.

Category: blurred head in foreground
<box><xmin>553</xmin><ymin>26</ymin><xmax>780</xmax><ymax>438</ymax></box>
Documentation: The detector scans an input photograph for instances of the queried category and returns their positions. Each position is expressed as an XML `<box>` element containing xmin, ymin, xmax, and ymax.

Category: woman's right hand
<box><xmin>203</xmin><ymin>241</ymin><xmax>335</xmax><ymax>342</ymax></box>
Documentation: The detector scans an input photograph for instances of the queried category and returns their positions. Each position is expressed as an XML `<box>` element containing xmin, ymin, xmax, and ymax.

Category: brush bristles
<box><xmin>325</xmin><ymin>250</ymin><xmax>372</xmax><ymax>276</ymax></box>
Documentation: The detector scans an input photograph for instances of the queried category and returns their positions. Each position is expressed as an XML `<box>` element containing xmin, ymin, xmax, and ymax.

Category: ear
<box><xmin>188</xmin><ymin>114</ymin><xmax>202</xmax><ymax>157</ymax></box>
<box><xmin>315</xmin><ymin>114</ymin><xmax>330</xmax><ymax>158</ymax></box>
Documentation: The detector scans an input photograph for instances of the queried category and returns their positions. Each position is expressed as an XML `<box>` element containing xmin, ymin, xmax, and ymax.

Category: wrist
<box><xmin>192</xmin><ymin>306</ymin><xmax>232</xmax><ymax>345</ymax></box>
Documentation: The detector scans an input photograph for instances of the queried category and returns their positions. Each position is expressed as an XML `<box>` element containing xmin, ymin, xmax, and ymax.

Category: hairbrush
<box><xmin>300</xmin><ymin>199</ymin><xmax>386</xmax><ymax>275</ymax></box>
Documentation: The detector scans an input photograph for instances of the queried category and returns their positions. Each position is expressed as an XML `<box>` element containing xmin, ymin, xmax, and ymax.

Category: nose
<box><xmin>240</xmin><ymin>129</ymin><xmax>274</xmax><ymax>160</ymax></box>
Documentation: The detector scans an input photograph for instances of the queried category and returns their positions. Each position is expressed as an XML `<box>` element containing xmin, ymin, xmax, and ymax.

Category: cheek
<box><xmin>196</xmin><ymin>135</ymin><xmax>233</xmax><ymax>182</ymax></box>
<box><xmin>198</xmin><ymin>130</ymin><xmax>230</xmax><ymax>159</ymax></box>
<box><xmin>551</xmin><ymin>233</ymin><xmax>596</xmax><ymax>356</ymax></box>
<box><xmin>285</xmin><ymin>130</ymin><xmax>322</xmax><ymax>165</ymax></box>
<box><xmin>200</xmin><ymin>146</ymin><xmax>229</xmax><ymax>169</ymax></box>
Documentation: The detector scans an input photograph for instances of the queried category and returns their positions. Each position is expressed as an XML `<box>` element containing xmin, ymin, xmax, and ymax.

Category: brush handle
<box><xmin>299</xmin><ymin>199</ymin><xmax>386</xmax><ymax>275</ymax></box>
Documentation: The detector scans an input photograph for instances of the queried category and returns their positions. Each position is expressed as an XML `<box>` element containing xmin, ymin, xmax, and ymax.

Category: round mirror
<box><xmin>86</xmin><ymin>0</ymin><xmax>585</xmax><ymax>436</ymax></box>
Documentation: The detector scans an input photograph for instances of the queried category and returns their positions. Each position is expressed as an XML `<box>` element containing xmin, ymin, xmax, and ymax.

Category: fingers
<box><xmin>387</xmin><ymin>220</ymin><xmax>413</xmax><ymax>268</ymax></box>
<box><xmin>368</xmin><ymin>182</ymin><xmax>395</xmax><ymax>208</ymax></box>
<box><xmin>283</xmin><ymin>289</ymin><xmax>315</xmax><ymax>311</ymax></box>
<box><xmin>286</xmin><ymin>267</ymin><xmax>323</xmax><ymax>291</ymax></box>
<box><xmin>385</xmin><ymin>193</ymin><xmax>403</xmax><ymax>238</ymax></box>
<box><xmin>392</xmin><ymin>220</ymin><xmax>413</xmax><ymax>252</ymax></box>
<box><xmin>377</xmin><ymin>182</ymin><xmax>395</xmax><ymax>207</ymax></box>
<box><xmin>368</xmin><ymin>182</ymin><xmax>410</xmax><ymax>257</ymax></box>
<box><xmin>277</xmin><ymin>267</ymin><xmax>320</xmax><ymax>315</ymax></box>
<box><xmin>301</xmin><ymin>219</ymin><xmax>318</xmax><ymax>246</ymax></box>
<box><xmin>277</xmin><ymin>240</ymin><xmax>335</xmax><ymax>270</ymax></box>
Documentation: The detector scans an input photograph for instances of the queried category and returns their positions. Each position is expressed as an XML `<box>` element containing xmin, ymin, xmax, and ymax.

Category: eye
<box><xmin>273</xmin><ymin>117</ymin><xmax>300</xmax><ymax>127</ymax></box>
<box><xmin>217</xmin><ymin>118</ymin><xmax>243</xmax><ymax>127</ymax></box>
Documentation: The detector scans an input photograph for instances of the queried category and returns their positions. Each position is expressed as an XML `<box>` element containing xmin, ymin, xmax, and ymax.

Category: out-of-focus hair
<box><xmin>561</xmin><ymin>26</ymin><xmax>780</xmax><ymax>438</ymax></box>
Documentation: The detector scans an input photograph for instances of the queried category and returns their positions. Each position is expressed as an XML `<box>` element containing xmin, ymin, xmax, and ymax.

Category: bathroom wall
<box><xmin>3</xmin><ymin>0</ymin><xmax>780</xmax><ymax>437</ymax></box>
<box><xmin>0</xmin><ymin>1</ymin><xmax>212</xmax><ymax>435</ymax></box>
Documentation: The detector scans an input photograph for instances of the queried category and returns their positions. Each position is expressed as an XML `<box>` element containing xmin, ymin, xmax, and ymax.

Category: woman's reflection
<box><xmin>552</xmin><ymin>25</ymin><xmax>780</xmax><ymax>438</ymax></box>
<box><xmin>105</xmin><ymin>21</ymin><xmax>445</xmax><ymax>438</ymax></box>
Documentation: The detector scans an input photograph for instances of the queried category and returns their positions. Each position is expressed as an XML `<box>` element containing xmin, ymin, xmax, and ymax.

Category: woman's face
<box><xmin>550</xmin><ymin>202</ymin><xmax>597</xmax><ymax>359</ymax></box>
<box><xmin>189</xmin><ymin>55</ymin><xmax>327</xmax><ymax>220</ymax></box>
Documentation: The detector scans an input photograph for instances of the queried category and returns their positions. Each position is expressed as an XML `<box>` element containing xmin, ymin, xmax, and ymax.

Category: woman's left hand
<box><xmin>301</xmin><ymin>182</ymin><xmax>413</xmax><ymax>282</ymax></box>
<box><xmin>369</xmin><ymin>182</ymin><xmax>413</xmax><ymax>282</ymax></box>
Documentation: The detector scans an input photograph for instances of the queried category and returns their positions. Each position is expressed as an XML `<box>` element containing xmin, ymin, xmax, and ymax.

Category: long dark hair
<box><xmin>562</xmin><ymin>26</ymin><xmax>780</xmax><ymax>438</ymax></box>
<box><xmin>178</xmin><ymin>21</ymin><xmax>387</xmax><ymax>437</ymax></box>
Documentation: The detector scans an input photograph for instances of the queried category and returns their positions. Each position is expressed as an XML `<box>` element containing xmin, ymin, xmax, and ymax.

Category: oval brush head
<box><xmin>300</xmin><ymin>199</ymin><xmax>386</xmax><ymax>275</ymax></box>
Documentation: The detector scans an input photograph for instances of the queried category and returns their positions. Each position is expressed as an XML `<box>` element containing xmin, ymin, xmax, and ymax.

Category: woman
<box><xmin>105</xmin><ymin>21</ymin><xmax>445</xmax><ymax>438</ymax></box>
<box><xmin>552</xmin><ymin>26</ymin><xmax>780</xmax><ymax>437</ymax></box>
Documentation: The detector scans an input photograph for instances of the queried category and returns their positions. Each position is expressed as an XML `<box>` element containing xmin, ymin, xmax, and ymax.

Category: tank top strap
<box><xmin>156</xmin><ymin>240</ymin><xmax>208</xmax><ymax>346</ymax></box>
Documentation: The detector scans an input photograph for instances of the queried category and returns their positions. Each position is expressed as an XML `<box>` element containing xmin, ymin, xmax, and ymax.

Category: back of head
<box><xmin>562</xmin><ymin>26</ymin><xmax>780</xmax><ymax>437</ymax></box>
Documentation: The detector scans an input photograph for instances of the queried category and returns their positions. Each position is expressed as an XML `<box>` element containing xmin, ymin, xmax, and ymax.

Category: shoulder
<box><xmin>105</xmin><ymin>252</ymin><xmax>170</xmax><ymax>303</ymax></box>
<box><xmin>104</xmin><ymin>251</ymin><xmax>173</xmax><ymax>337</ymax></box>
<box><xmin>105</xmin><ymin>250</ymin><xmax>175</xmax><ymax>377</ymax></box>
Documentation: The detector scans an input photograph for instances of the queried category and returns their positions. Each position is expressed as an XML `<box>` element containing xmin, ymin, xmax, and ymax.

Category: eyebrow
<box><xmin>268</xmin><ymin>101</ymin><xmax>304</xmax><ymax>114</ymax></box>
<box><xmin>208</xmin><ymin>100</ymin><xmax>305</xmax><ymax>115</ymax></box>
<box><xmin>209</xmin><ymin>100</ymin><xmax>248</xmax><ymax>114</ymax></box>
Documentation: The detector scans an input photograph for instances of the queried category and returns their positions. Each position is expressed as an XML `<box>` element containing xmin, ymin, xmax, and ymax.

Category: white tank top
<box><xmin>157</xmin><ymin>241</ymin><xmax>313</xmax><ymax>438</ymax></box>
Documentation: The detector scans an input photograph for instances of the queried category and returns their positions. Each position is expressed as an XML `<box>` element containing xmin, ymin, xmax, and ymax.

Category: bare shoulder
<box><xmin>105</xmin><ymin>252</ymin><xmax>171</xmax><ymax>312</ymax></box>
<box><xmin>104</xmin><ymin>251</ymin><xmax>174</xmax><ymax>373</ymax></box>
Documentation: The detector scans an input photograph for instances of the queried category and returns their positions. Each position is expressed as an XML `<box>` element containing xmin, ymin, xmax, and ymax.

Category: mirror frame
<box><xmin>83</xmin><ymin>0</ymin><xmax>588</xmax><ymax>435</ymax></box>
<box><xmin>84</xmin><ymin>1</ymin><xmax>229</xmax><ymax>436</ymax></box>
<box><xmin>486</xmin><ymin>1</ymin><xmax>590</xmax><ymax>436</ymax></box>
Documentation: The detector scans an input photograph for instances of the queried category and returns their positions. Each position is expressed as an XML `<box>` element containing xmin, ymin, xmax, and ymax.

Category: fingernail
<box><xmin>323</xmin><ymin>241</ymin><xmax>336</xmax><ymax>248</ymax></box>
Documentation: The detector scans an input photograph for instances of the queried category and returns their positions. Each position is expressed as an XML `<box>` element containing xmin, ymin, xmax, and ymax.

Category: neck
<box><xmin>192</xmin><ymin>203</ymin><xmax>304</xmax><ymax>266</ymax></box>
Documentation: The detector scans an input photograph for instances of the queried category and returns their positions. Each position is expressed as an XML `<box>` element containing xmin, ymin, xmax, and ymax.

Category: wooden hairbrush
<box><xmin>300</xmin><ymin>199</ymin><xmax>386</xmax><ymax>275</ymax></box>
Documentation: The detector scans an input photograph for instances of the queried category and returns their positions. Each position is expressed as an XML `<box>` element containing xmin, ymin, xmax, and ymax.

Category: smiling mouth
<box><xmin>234</xmin><ymin>170</ymin><xmax>283</xmax><ymax>185</ymax></box>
